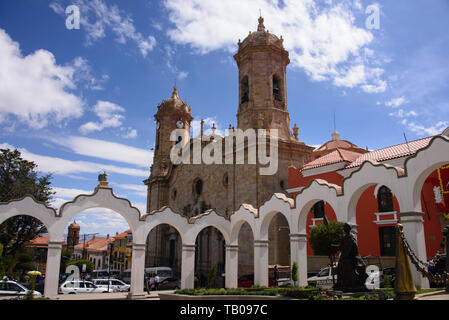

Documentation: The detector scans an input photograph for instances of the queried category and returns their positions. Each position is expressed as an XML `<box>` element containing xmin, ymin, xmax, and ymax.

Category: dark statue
<box><xmin>333</xmin><ymin>223</ymin><xmax>368</xmax><ymax>292</ymax></box>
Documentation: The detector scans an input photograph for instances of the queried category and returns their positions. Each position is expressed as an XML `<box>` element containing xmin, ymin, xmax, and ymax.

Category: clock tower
<box><xmin>144</xmin><ymin>85</ymin><xmax>193</xmax><ymax>211</ymax></box>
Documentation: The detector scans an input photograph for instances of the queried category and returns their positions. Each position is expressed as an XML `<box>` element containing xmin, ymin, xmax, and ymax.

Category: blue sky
<box><xmin>0</xmin><ymin>0</ymin><xmax>448</xmax><ymax>236</ymax></box>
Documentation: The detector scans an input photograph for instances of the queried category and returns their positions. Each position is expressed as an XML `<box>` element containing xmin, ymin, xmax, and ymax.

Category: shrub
<box><xmin>292</xmin><ymin>261</ymin><xmax>298</xmax><ymax>285</ymax></box>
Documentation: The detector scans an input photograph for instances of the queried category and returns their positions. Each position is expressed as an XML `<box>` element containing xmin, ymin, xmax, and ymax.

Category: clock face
<box><xmin>176</xmin><ymin>120</ymin><xmax>184</xmax><ymax>128</ymax></box>
<box><xmin>156</xmin><ymin>121</ymin><xmax>160</xmax><ymax>129</ymax></box>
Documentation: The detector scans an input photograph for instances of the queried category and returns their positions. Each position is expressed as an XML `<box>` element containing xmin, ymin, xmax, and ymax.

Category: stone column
<box><xmin>253</xmin><ymin>240</ymin><xmax>269</xmax><ymax>286</ymax></box>
<box><xmin>128</xmin><ymin>243</ymin><xmax>146</xmax><ymax>299</ymax></box>
<box><xmin>290</xmin><ymin>234</ymin><xmax>308</xmax><ymax>286</ymax></box>
<box><xmin>181</xmin><ymin>244</ymin><xmax>196</xmax><ymax>289</ymax></box>
<box><xmin>44</xmin><ymin>241</ymin><xmax>63</xmax><ymax>297</ymax></box>
<box><xmin>399</xmin><ymin>212</ymin><xmax>429</xmax><ymax>289</ymax></box>
<box><xmin>225</xmin><ymin>245</ymin><xmax>239</xmax><ymax>288</ymax></box>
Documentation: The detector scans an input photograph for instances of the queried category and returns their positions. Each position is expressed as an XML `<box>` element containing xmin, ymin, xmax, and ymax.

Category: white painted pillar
<box><xmin>399</xmin><ymin>212</ymin><xmax>429</xmax><ymax>289</ymax></box>
<box><xmin>290</xmin><ymin>234</ymin><xmax>308</xmax><ymax>287</ymax></box>
<box><xmin>44</xmin><ymin>241</ymin><xmax>63</xmax><ymax>297</ymax></box>
<box><xmin>225</xmin><ymin>245</ymin><xmax>239</xmax><ymax>288</ymax></box>
<box><xmin>128</xmin><ymin>243</ymin><xmax>146</xmax><ymax>298</ymax></box>
<box><xmin>254</xmin><ymin>240</ymin><xmax>269</xmax><ymax>286</ymax></box>
<box><xmin>181</xmin><ymin>244</ymin><xmax>196</xmax><ymax>289</ymax></box>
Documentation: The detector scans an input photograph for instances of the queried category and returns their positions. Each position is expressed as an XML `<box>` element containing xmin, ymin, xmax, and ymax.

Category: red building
<box><xmin>288</xmin><ymin>128</ymin><xmax>449</xmax><ymax>260</ymax></box>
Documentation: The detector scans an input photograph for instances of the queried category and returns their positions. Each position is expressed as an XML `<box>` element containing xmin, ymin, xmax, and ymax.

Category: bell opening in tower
<box><xmin>241</xmin><ymin>75</ymin><xmax>249</xmax><ymax>104</ymax></box>
<box><xmin>273</xmin><ymin>75</ymin><xmax>282</xmax><ymax>102</ymax></box>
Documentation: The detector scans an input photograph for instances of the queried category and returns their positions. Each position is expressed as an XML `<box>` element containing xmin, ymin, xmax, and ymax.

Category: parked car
<box><xmin>237</xmin><ymin>274</ymin><xmax>277</xmax><ymax>287</ymax></box>
<box><xmin>59</xmin><ymin>280</ymin><xmax>114</xmax><ymax>294</ymax></box>
<box><xmin>152</xmin><ymin>277</ymin><xmax>181</xmax><ymax>290</ymax></box>
<box><xmin>277</xmin><ymin>279</ymin><xmax>294</xmax><ymax>287</ymax></box>
<box><xmin>92</xmin><ymin>279</ymin><xmax>130</xmax><ymax>292</ymax></box>
<box><xmin>307</xmin><ymin>266</ymin><xmax>336</xmax><ymax>289</ymax></box>
<box><xmin>0</xmin><ymin>280</ymin><xmax>42</xmax><ymax>297</ymax></box>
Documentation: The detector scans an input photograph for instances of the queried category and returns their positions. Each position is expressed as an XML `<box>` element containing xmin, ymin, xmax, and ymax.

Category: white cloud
<box><xmin>113</xmin><ymin>183</ymin><xmax>147</xmax><ymax>197</ymax></box>
<box><xmin>79</xmin><ymin>100</ymin><xmax>125</xmax><ymax>134</ymax></box>
<box><xmin>50</xmin><ymin>0</ymin><xmax>156</xmax><ymax>57</ymax></box>
<box><xmin>403</xmin><ymin>120</ymin><xmax>449</xmax><ymax>136</ymax></box>
<box><xmin>50</xmin><ymin>135</ymin><xmax>153</xmax><ymax>168</ymax></box>
<box><xmin>71</xmin><ymin>56</ymin><xmax>109</xmax><ymax>90</ymax></box>
<box><xmin>52</xmin><ymin>186</ymin><xmax>92</xmax><ymax>199</ymax></box>
<box><xmin>0</xmin><ymin>29</ymin><xmax>84</xmax><ymax>129</ymax></box>
<box><xmin>165</xmin><ymin>45</ymin><xmax>189</xmax><ymax>80</ymax></box>
<box><xmin>164</xmin><ymin>0</ymin><xmax>382</xmax><ymax>91</ymax></box>
<box><xmin>388</xmin><ymin>109</ymin><xmax>418</xmax><ymax>118</ymax></box>
<box><xmin>122</xmin><ymin>128</ymin><xmax>138</xmax><ymax>139</ymax></box>
<box><xmin>385</xmin><ymin>97</ymin><xmax>407</xmax><ymax>108</ymax></box>
<box><xmin>0</xmin><ymin>142</ymin><xmax>149</xmax><ymax>177</ymax></box>
<box><xmin>69</xmin><ymin>207</ymin><xmax>130</xmax><ymax>236</ymax></box>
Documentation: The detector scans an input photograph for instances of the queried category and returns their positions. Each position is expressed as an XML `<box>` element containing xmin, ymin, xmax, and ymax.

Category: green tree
<box><xmin>0</xmin><ymin>148</ymin><xmax>54</xmax><ymax>260</ymax></box>
<box><xmin>291</xmin><ymin>261</ymin><xmax>298</xmax><ymax>286</ymax></box>
<box><xmin>309</xmin><ymin>221</ymin><xmax>345</xmax><ymax>283</ymax></box>
<box><xmin>13</xmin><ymin>252</ymin><xmax>35</xmax><ymax>276</ymax></box>
<box><xmin>208</xmin><ymin>263</ymin><xmax>218</xmax><ymax>288</ymax></box>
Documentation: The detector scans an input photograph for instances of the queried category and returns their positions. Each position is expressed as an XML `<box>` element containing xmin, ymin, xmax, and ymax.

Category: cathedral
<box><xmin>144</xmin><ymin>17</ymin><xmax>315</xmax><ymax>284</ymax></box>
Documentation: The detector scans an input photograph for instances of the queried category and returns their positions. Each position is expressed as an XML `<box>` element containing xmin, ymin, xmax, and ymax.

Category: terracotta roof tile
<box><xmin>303</xmin><ymin>148</ymin><xmax>363</xmax><ymax>170</ymax></box>
<box><xmin>345</xmin><ymin>136</ymin><xmax>433</xmax><ymax>168</ymax></box>
<box><xmin>74</xmin><ymin>237</ymin><xmax>112</xmax><ymax>251</ymax></box>
<box><xmin>30</xmin><ymin>236</ymin><xmax>49</xmax><ymax>247</ymax></box>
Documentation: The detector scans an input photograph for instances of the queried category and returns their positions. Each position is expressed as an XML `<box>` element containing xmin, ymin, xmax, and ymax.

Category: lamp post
<box><xmin>108</xmin><ymin>242</ymin><xmax>114</xmax><ymax>293</ymax></box>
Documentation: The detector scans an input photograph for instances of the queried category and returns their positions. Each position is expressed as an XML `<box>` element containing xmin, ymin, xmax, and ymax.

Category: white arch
<box><xmin>185</xmin><ymin>209</ymin><xmax>231</xmax><ymax>245</ymax></box>
<box><xmin>404</xmin><ymin>136</ymin><xmax>449</xmax><ymax>212</ymax></box>
<box><xmin>52</xmin><ymin>187</ymin><xmax>142</xmax><ymax>242</ymax></box>
<box><xmin>258</xmin><ymin>193</ymin><xmax>294</xmax><ymax>240</ymax></box>
<box><xmin>293</xmin><ymin>179</ymin><xmax>342</xmax><ymax>234</ymax></box>
<box><xmin>0</xmin><ymin>196</ymin><xmax>57</xmax><ymax>236</ymax></box>
<box><xmin>230</xmin><ymin>203</ymin><xmax>257</xmax><ymax>244</ymax></box>
<box><xmin>341</xmin><ymin>161</ymin><xmax>404</xmax><ymax>224</ymax></box>
<box><xmin>139</xmin><ymin>206</ymin><xmax>189</xmax><ymax>244</ymax></box>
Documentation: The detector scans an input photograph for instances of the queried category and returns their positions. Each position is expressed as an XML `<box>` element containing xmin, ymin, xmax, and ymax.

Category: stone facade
<box><xmin>144</xmin><ymin>17</ymin><xmax>315</xmax><ymax>282</ymax></box>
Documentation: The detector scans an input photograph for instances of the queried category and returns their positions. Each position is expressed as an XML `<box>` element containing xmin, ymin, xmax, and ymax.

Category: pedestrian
<box><xmin>154</xmin><ymin>275</ymin><xmax>160</xmax><ymax>290</ymax></box>
<box><xmin>273</xmin><ymin>265</ymin><xmax>280</xmax><ymax>284</ymax></box>
<box><xmin>145</xmin><ymin>276</ymin><xmax>151</xmax><ymax>294</ymax></box>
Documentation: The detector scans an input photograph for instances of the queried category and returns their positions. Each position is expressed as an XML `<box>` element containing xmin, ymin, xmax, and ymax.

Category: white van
<box><xmin>59</xmin><ymin>280</ymin><xmax>114</xmax><ymax>294</ymax></box>
<box><xmin>92</xmin><ymin>279</ymin><xmax>130</xmax><ymax>292</ymax></box>
<box><xmin>144</xmin><ymin>267</ymin><xmax>173</xmax><ymax>282</ymax></box>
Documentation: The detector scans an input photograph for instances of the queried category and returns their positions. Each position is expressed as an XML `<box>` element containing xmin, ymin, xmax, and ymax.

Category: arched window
<box><xmin>241</xmin><ymin>76</ymin><xmax>249</xmax><ymax>103</ymax></box>
<box><xmin>378</xmin><ymin>186</ymin><xmax>393</xmax><ymax>212</ymax></box>
<box><xmin>312</xmin><ymin>200</ymin><xmax>325</xmax><ymax>219</ymax></box>
<box><xmin>273</xmin><ymin>75</ymin><xmax>282</xmax><ymax>101</ymax></box>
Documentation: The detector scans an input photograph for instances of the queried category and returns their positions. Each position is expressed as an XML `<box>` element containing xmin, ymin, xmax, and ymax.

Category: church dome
<box><xmin>238</xmin><ymin>16</ymin><xmax>285</xmax><ymax>51</ymax></box>
<box><xmin>157</xmin><ymin>85</ymin><xmax>191</xmax><ymax>114</ymax></box>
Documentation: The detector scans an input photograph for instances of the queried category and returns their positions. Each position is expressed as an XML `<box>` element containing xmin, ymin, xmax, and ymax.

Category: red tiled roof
<box><xmin>74</xmin><ymin>237</ymin><xmax>112</xmax><ymax>251</ymax></box>
<box><xmin>345</xmin><ymin>136</ymin><xmax>433</xmax><ymax>168</ymax></box>
<box><xmin>114</xmin><ymin>229</ymin><xmax>131</xmax><ymax>239</ymax></box>
<box><xmin>303</xmin><ymin>148</ymin><xmax>363</xmax><ymax>170</ymax></box>
<box><xmin>314</xmin><ymin>139</ymin><xmax>367</xmax><ymax>153</ymax></box>
<box><xmin>30</xmin><ymin>236</ymin><xmax>49</xmax><ymax>247</ymax></box>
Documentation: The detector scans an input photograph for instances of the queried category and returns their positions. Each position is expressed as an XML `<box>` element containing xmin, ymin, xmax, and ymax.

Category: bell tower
<box><xmin>234</xmin><ymin>16</ymin><xmax>292</xmax><ymax>140</ymax></box>
<box><xmin>144</xmin><ymin>85</ymin><xmax>193</xmax><ymax>212</ymax></box>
